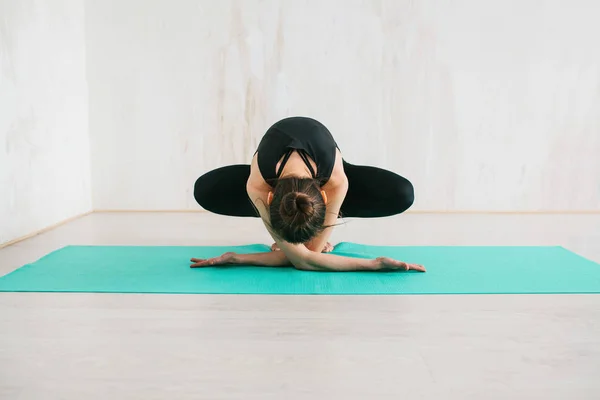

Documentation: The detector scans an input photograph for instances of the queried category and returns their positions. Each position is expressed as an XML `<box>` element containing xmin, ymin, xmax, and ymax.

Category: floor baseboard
<box><xmin>0</xmin><ymin>211</ymin><xmax>93</xmax><ymax>249</ymax></box>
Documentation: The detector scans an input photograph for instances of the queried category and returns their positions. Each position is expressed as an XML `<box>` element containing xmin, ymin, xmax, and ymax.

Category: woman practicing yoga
<box><xmin>191</xmin><ymin>116</ymin><xmax>425</xmax><ymax>272</ymax></box>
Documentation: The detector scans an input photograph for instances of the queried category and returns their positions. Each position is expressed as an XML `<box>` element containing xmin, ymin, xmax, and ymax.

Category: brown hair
<box><xmin>269</xmin><ymin>177</ymin><xmax>327</xmax><ymax>244</ymax></box>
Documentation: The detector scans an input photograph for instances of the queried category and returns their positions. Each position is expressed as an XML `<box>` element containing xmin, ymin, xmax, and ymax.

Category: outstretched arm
<box><xmin>277</xmin><ymin>243</ymin><xmax>425</xmax><ymax>272</ymax></box>
<box><xmin>305</xmin><ymin>155</ymin><xmax>348</xmax><ymax>253</ymax></box>
<box><xmin>191</xmin><ymin>250</ymin><xmax>289</xmax><ymax>268</ymax></box>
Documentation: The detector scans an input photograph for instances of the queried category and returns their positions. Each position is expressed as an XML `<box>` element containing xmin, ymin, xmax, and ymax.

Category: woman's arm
<box><xmin>281</xmin><ymin>244</ymin><xmax>425</xmax><ymax>272</ymax></box>
<box><xmin>305</xmin><ymin>173</ymin><xmax>348</xmax><ymax>253</ymax></box>
<box><xmin>191</xmin><ymin>250</ymin><xmax>289</xmax><ymax>268</ymax></box>
<box><xmin>266</xmin><ymin>239</ymin><xmax>424</xmax><ymax>272</ymax></box>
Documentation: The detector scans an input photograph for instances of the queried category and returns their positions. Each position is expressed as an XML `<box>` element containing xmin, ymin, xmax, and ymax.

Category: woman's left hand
<box><xmin>190</xmin><ymin>252</ymin><xmax>236</xmax><ymax>268</ymax></box>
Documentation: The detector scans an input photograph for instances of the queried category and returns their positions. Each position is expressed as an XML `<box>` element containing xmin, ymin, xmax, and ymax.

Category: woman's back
<box><xmin>255</xmin><ymin>117</ymin><xmax>339</xmax><ymax>185</ymax></box>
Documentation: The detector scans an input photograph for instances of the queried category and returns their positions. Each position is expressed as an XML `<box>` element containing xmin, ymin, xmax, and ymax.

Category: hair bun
<box><xmin>269</xmin><ymin>177</ymin><xmax>326</xmax><ymax>244</ymax></box>
<box><xmin>295</xmin><ymin>193</ymin><xmax>315</xmax><ymax>218</ymax></box>
<box><xmin>281</xmin><ymin>192</ymin><xmax>314</xmax><ymax>222</ymax></box>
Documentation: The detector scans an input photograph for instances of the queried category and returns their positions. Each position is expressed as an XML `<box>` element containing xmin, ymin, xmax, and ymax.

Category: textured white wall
<box><xmin>86</xmin><ymin>0</ymin><xmax>600</xmax><ymax>211</ymax></box>
<box><xmin>0</xmin><ymin>0</ymin><xmax>91</xmax><ymax>244</ymax></box>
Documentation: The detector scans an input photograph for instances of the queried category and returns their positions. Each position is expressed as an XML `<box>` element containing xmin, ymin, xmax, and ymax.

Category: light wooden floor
<box><xmin>1</xmin><ymin>212</ymin><xmax>600</xmax><ymax>399</ymax></box>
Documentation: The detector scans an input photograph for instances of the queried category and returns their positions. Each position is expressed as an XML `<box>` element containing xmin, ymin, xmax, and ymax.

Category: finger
<box><xmin>409</xmin><ymin>264</ymin><xmax>426</xmax><ymax>272</ymax></box>
<box><xmin>386</xmin><ymin>259</ymin><xmax>407</xmax><ymax>271</ymax></box>
<box><xmin>190</xmin><ymin>261</ymin><xmax>207</xmax><ymax>268</ymax></box>
<box><xmin>190</xmin><ymin>258</ymin><xmax>205</xmax><ymax>262</ymax></box>
<box><xmin>191</xmin><ymin>259</ymin><xmax>212</xmax><ymax>266</ymax></box>
<box><xmin>190</xmin><ymin>258</ymin><xmax>220</xmax><ymax>268</ymax></box>
<box><xmin>393</xmin><ymin>260</ymin><xmax>409</xmax><ymax>271</ymax></box>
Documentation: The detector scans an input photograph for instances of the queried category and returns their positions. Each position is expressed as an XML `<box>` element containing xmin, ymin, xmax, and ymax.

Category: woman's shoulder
<box><xmin>247</xmin><ymin>154</ymin><xmax>271</xmax><ymax>209</ymax></box>
<box><xmin>248</xmin><ymin>153</ymin><xmax>270</xmax><ymax>187</ymax></box>
<box><xmin>323</xmin><ymin>149</ymin><xmax>348</xmax><ymax>191</ymax></box>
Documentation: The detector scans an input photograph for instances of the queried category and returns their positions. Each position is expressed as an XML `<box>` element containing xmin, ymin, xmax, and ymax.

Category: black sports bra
<box><xmin>256</xmin><ymin>117</ymin><xmax>339</xmax><ymax>184</ymax></box>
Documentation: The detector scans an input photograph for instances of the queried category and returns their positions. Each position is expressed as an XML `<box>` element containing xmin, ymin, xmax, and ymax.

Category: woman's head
<box><xmin>268</xmin><ymin>177</ymin><xmax>327</xmax><ymax>244</ymax></box>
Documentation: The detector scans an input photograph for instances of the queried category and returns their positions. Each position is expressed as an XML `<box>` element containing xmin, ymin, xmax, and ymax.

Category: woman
<box><xmin>191</xmin><ymin>116</ymin><xmax>425</xmax><ymax>272</ymax></box>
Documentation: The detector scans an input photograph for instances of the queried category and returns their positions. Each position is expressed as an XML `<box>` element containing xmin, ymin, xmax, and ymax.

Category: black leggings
<box><xmin>194</xmin><ymin>161</ymin><xmax>414</xmax><ymax>218</ymax></box>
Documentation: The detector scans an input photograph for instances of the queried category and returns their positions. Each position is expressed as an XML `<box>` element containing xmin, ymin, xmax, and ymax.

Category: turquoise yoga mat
<box><xmin>0</xmin><ymin>243</ymin><xmax>599</xmax><ymax>295</ymax></box>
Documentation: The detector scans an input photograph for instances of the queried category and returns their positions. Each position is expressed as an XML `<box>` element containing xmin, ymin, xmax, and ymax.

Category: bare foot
<box><xmin>271</xmin><ymin>242</ymin><xmax>335</xmax><ymax>253</ymax></box>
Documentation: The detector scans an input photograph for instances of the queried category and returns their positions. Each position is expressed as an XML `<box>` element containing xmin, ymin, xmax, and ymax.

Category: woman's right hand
<box><xmin>375</xmin><ymin>257</ymin><xmax>426</xmax><ymax>272</ymax></box>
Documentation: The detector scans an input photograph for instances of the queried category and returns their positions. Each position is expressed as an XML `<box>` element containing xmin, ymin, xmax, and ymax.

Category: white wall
<box><xmin>86</xmin><ymin>0</ymin><xmax>600</xmax><ymax>212</ymax></box>
<box><xmin>0</xmin><ymin>0</ymin><xmax>91</xmax><ymax>244</ymax></box>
